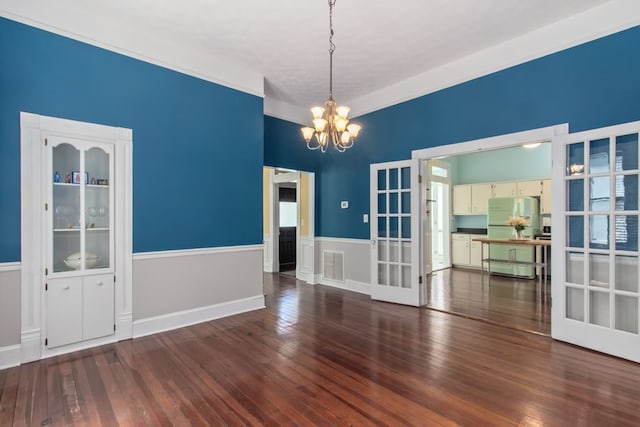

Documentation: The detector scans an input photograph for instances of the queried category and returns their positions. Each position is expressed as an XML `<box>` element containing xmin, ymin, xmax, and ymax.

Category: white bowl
<box><xmin>64</xmin><ymin>252</ymin><xmax>99</xmax><ymax>270</ymax></box>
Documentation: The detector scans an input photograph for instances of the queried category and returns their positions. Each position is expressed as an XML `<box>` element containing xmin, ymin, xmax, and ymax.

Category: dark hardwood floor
<box><xmin>426</xmin><ymin>268</ymin><xmax>551</xmax><ymax>335</ymax></box>
<box><xmin>1</xmin><ymin>273</ymin><xmax>639</xmax><ymax>426</ymax></box>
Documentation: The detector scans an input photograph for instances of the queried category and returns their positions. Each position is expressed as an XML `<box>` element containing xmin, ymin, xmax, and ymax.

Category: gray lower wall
<box><xmin>0</xmin><ymin>269</ymin><xmax>21</xmax><ymax>346</ymax></box>
<box><xmin>133</xmin><ymin>248</ymin><xmax>264</xmax><ymax>320</ymax></box>
<box><xmin>315</xmin><ymin>239</ymin><xmax>370</xmax><ymax>284</ymax></box>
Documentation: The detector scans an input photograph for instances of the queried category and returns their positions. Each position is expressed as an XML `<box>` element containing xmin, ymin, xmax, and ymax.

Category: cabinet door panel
<box><xmin>452</xmin><ymin>185</ymin><xmax>471</xmax><ymax>215</ymax></box>
<box><xmin>469</xmin><ymin>236</ymin><xmax>487</xmax><ymax>267</ymax></box>
<box><xmin>83</xmin><ymin>274</ymin><xmax>115</xmax><ymax>341</ymax></box>
<box><xmin>541</xmin><ymin>179</ymin><xmax>552</xmax><ymax>214</ymax></box>
<box><xmin>492</xmin><ymin>182</ymin><xmax>516</xmax><ymax>198</ymax></box>
<box><xmin>451</xmin><ymin>235</ymin><xmax>470</xmax><ymax>265</ymax></box>
<box><xmin>517</xmin><ymin>180</ymin><xmax>542</xmax><ymax>197</ymax></box>
<box><xmin>47</xmin><ymin>277</ymin><xmax>83</xmax><ymax>348</ymax></box>
<box><xmin>471</xmin><ymin>184</ymin><xmax>492</xmax><ymax>214</ymax></box>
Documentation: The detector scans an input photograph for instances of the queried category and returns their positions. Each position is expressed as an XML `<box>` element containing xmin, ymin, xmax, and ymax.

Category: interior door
<box><xmin>425</xmin><ymin>160</ymin><xmax>452</xmax><ymax>272</ymax></box>
<box><xmin>552</xmin><ymin>120</ymin><xmax>640</xmax><ymax>362</ymax></box>
<box><xmin>370</xmin><ymin>159</ymin><xmax>421</xmax><ymax>306</ymax></box>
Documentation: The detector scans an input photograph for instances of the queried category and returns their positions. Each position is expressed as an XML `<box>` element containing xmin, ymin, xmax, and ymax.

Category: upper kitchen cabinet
<box><xmin>491</xmin><ymin>182</ymin><xmax>516</xmax><ymax>198</ymax></box>
<box><xmin>452</xmin><ymin>183</ymin><xmax>491</xmax><ymax>215</ymax></box>
<box><xmin>517</xmin><ymin>180</ymin><xmax>543</xmax><ymax>197</ymax></box>
<box><xmin>541</xmin><ymin>179</ymin><xmax>551</xmax><ymax>214</ymax></box>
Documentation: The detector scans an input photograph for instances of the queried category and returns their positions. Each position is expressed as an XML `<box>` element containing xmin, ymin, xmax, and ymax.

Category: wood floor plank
<box><xmin>2</xmin><ymin>273</ymin><xmax>640</xmax><ymax>426</ymax></box>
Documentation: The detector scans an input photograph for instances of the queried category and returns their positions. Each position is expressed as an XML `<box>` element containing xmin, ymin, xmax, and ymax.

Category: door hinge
<box><xmin>45</xmin><ymin>203</ymin><xmax>48</xmax><ymax>211</ymax></box>
<box><xmin>45</xmin><ymin>283</ymin><xmax>48</xmax><ymax>291</ymax></box>
<box><xmin>45</xmin><ymin>338</ymin><xmax>48</xmax><ymax>346</ymax></box>
<box><xmin>45</xmin><ymin>267</ymin><xmax>48</xmax><ymax>276</ymax></box>
<box><xmin>44</xmin><ymin>138</ymin><xmax>48</xmax><ymax>146</ymax></box>
<box><xmin>419</xmin><ymin>275</ymin><xmax>423</xmax><ymax>284</ymax></box>
<box><xmin>114</xmin><ymin>275</ymin><xmax>116</xmax><ymax>283</ymax></box>
<box><xmin>418</xmin><ymin>175</ymin><xmax>422</xmax><ymax>184</ymax></box>
<box><xmin>114</xmin><ymin>324</ymin><xmax>116</xmax><ymax>332</ymax></box>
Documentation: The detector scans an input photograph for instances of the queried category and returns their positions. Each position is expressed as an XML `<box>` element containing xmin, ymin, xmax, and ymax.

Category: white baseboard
<box><xmin>20</xmin><ymin>329</ymin><xmax>40</xmax><ymax>363</ymax></box>
<box><xmin>133</xmin><ymin>294</ymin><xmax>266</xmax><ymax>339</ymax></box>
<box><xmin>315</xmin><ymin>275</ymin><xmax>371</xmax><ymax>295</ymax></box>
<box><xmin>0</xmin><ymin>344</ymin><xmax>21</xmax><ymax>370</ymax></box>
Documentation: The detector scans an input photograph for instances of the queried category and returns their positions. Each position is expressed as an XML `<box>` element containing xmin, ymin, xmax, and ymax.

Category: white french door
<box><xmin>552</xmin><ymin>120</ymin><xmax>640</xmax><ymax>362</ymax></box>
<box><xmin>370</xmin><ymin>159</ymin><xmax>421</xmax><ymax>306</ymax></box>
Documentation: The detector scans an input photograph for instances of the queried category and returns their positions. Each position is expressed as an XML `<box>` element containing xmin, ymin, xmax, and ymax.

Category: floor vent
<box><xmin>323</xmin><ymin>250</ymin><xmax>345</xmax><ymax>282</ymax></box>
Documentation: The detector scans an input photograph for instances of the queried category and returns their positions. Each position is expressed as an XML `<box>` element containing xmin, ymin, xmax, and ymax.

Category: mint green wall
<box><xmin>453</xmin><ymin>143</ymin><xmax>551</xmax><ymax>185</ymax></box>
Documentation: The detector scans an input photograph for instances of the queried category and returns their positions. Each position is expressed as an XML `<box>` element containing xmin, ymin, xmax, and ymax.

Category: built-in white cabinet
<box><xmin>541</xmin><ymin>179</ymin><xmax>552</xmax><ymax>214</ymax></box>
<box><xmin>452</xmin><ymin>183</ymin><xmax>491</xmax><ymax>215</ymax></box>
<box><xmin>45</xmin><ymin>136</ymin><xmax>116</xmax><ymax>349</ymax></box>
<box><xmin>451</xmin><ymin>233</ymin><xmax>487</xmax><ymax>268</ymax></box>
<box><xmin>46</xmin><ymin>274</ymin><xmax>114</xmax><ymax>348</ymax></box>
<box><xmin>491</xmin><ymin>182</ymin><xmax>516</xmax><ymax>198</ymax></box>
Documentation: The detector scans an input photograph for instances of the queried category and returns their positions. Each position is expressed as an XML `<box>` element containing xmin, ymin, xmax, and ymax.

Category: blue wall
<box><xmin>266</xmin><ymin>26</ymin><xmax>640</xmax><ymax>239</ymax></box>
<box><xmin>0</xmin><ymin>18</ymin><xmax>264</xmax><ymax>261</ymax></box>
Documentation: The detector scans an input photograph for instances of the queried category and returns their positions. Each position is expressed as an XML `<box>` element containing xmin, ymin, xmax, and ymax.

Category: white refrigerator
<box><xmin>487</xmin><ymin>197</ymin><xmax>540</xmax><ymax>278</ymax></box>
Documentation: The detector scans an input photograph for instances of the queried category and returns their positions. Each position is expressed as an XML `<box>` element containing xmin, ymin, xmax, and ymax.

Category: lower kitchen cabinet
<box><xmin>46</xmin><ymin>273</ymin><xmax>114</xmax><ymax>348</ymax></box>
<box><xmin>451</xmin><ymin>233</ymin><xmax>487</xmax><ymax>269</ymax></box>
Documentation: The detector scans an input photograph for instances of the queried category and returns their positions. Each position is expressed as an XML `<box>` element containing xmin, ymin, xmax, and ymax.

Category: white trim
<box><xmin>412</xmin><ymin>124</ymin><xmax>569</xmax><ymax>160</ymax></box>
<box><xmin>0</xmin><ymin>344</ymin><xmax>21</xmax><ymax>370</ymax></box>
<box><xmin>0</xmin><ymin>262</ymin><xmax>21</xmax><ymax>272</ymax></box>
<box><xmin>132</xmin><ymin>295</ymin><xmax>265</xmax><ymax>339</ymax></box>
<box><xmin>348</xmin><ymin>1</ymin><xmax>640</xmax><ymax>118</ymax></box>
<box><xmin>264</xmin><ymin>100</ymin><xmax>308</xmax><ymax>126</ymax></box>
<box><xmin>0</xmin><ymin>10</ymin><xmax>264</xmax><ymax>99</ymax></box>
<box><xmin>20</xmin><ymin>329</ymin><xmax>40</xmax><ymax>363</ymax></box>
<box><xmin>315</xmin><ymin>276</ymin><xmax>371</xmax><ymax>295</ymax></box>
<box><xmin>316</xmin><ymin>237</ymin><xmax>370</xmax><ymax>246</ymax></box>
<box><xmin>133</xmin><ymin>244</ymin><xmax>264</xmax><ymax>261</ymax></box>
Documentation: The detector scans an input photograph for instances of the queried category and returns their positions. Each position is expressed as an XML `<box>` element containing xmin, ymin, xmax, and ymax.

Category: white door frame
<box><xmin>20</xmin><ymin>112</ymin><xmax>133</xmax><ymax>363</ymax></box>
<box><xmin>266</xmin><ymin>169</ymin><xmax>315</xmax><ymax>283</ymax></box>
<box><xmin>412</xmin><ymin>124</ymin><xmax>569</xmax><ymax>300</ymax></box>
<box><xmin>424</xmin><ymin>159</ymin><xmax>452</xmax><ymax>272</ymax></box>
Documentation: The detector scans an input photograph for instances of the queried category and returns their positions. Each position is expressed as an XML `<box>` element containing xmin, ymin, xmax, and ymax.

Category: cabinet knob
<box><xmin>97</xmin><ymin>281</ymin><xmax>103</xmax><ymax>286</ymax></box>
<box><xmin>63</xmin><ymin>285</ymin><xmax>70</xmax><ymax>290</ymax></box>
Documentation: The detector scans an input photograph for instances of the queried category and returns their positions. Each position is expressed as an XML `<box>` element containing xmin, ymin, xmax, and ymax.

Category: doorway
<box><xmin>278</xmin><ymin>185</ymin><xmax>297</xmax><ymax>274</ymax></box>
<box><xmin>425</xmin><ymin>160</ymin><xmax>451</xmax><ymax>272</ymax></box>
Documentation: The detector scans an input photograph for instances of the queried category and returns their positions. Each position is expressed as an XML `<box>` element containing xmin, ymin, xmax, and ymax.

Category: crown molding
<box><xmin>0</xmin><ymin>6</ymin><xmax>264</xmax><ymax>98</ymax></box>
<box><xmin>264</xmin><ymin>98</ymin><xmax>308</xmax><ymax>126</ymax></box>
<box><xmin>346</xmin><ymin>0</ymin><xmax>640</xmax><ymax>118</ymax></box>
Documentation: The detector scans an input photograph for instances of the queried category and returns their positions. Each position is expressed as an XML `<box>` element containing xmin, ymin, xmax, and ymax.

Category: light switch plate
<box><xmin>363</xmin><ymin>214</ymin><xmax>369</xmax><ymax>223</ymax></box>
<box><xmin>341</xmin><ymin>201</ymin><xmax>349</xmax><ymax>209</ymax></box>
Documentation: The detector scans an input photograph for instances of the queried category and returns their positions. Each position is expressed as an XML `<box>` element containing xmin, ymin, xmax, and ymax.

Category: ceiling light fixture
<box><xmin>301</xmin><ymin>0</ymin><xmax>361</xmax><ymax>152</ymax></box>
<box><xmin>523</xmin><ymin>142</ymin><xmax>542</xmax><ymax>149</ymax></box>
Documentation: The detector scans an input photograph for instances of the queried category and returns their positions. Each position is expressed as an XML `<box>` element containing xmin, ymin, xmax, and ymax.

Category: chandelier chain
<box><xmin>328</xmin><ymin>0</ymin><xmax>336</xmax><ymax>96</ymax></box>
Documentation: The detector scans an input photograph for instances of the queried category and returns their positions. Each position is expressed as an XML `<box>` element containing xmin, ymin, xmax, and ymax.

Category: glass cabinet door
<box><xmin>50</xmin><ymin>139</ymin><xmax>113</xmax><ymax>274</ymax></box>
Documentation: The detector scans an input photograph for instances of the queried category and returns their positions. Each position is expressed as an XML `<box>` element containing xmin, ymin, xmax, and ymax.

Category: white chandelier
<box><xmin>301</xmin><ymin>0</ymin><xmax>361</xmax><ymax>152</ymax></box>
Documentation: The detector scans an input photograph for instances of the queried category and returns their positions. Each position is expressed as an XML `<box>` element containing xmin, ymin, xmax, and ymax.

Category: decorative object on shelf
<box><xmin>96</xmin><ymin>178</ymin><xmax>109</xmax><ymax>185</ymax></box>
<box><xmin>65</xmin><ymin>173</ymin><xmax>71</xmax><ymax>183</ymax></box>
<box><xmin>64</xmin><ymin>252</ymin><xmax>100</xmax><ymax>270</ymax></box>
<box><xmin>300</xmin><ymin>0</ymin><xmax>361</xmax><ymax>152</ymax></box>
<box><xmin>506</xmin><ymin>216</ymin><xmax>530</xmax><ymax>240</ymax></box>
<box><xmin>91</xmin><ymin>177</ymin><xmax>97</xmax><ymax>185</ymax></box>
<box><xmin>72</xmin><ymin>171</ymin><xmax>81</xmax><ymax>184</ymax></box>
<box><xmin>54</xmin><ymin>171</ymin><xmax>60</xmax><ymax>183</ymax></box>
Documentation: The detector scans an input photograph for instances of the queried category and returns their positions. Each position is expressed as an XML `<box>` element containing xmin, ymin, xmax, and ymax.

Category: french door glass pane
<box><xmin>389</xmin><ymin>264</ymin><xmax>399</xmax><ymax>287</ymax></box>
<box><xmin>589</xmin><ymin>177</ymin><xmax>609</xmax><ymax>211</ymax></box>
<box><xmin>589</xmin><ymin>291</ymin><xmax>610</xmax><ymax>327</ymax></box>
<box><xmin>567</xmin><ymin>287</ymin><xmax>585</xmax><ymax>321</ymax></box>
<box><xmin>389</xmin><ymin>217</ymin><xmax>398</xmax><ymax>238</ymax></box>
<box><xmin>378</xmin><ymin>217</ymin><xmax>386</xmax><ymax>238</ymax></box>
<box><xmin>615</xmin><ymin>215</ymin><xmax>638</xmax><ymax>251</ymax></box>
<box><xmin>389</xmin><ymin>168</ymin><xmax>398</xmax><ymax>190</ymax></box>
<box><xmin>402</xmin><ymin>242</ymin><xmax>411</xmax><ymax>263</ymax></box>
<box><xmin>615</xmin><ymin>134</ymin><xmax>638</xmax><ymax>171</ymax></box>
<box><xmin>377</xmin><ymin>193</ymin><xmax>386</xmax><ymax>214</ymax></box>
<box><xmin>377</xmin><ymin>169</ymin><xmax>386</xmax><ymax>190</ymax></box>
<box><xmin>389</xmin><ymin>241</ymin><xmax>399</xmax><ymax>262</ymax></box>
<box><xmin>566</xmin><ymin>252</ymin><xmax>584</xmax><ymax>285</ymax></box>
<box><xmin>378</xmin><ymin>264</ymin><xmax>388</xmax><ymax>285</ymax></box>
<box><xmin>401</xmin><ymin>191</ymin><xmax>410</xmax><ymax>213</ymax></box>
<box><xmin>401</xmin><ymin>266</ymin><xmax>411</xmax><ymax>288</ymax></box>
<box><xmin>567</xmin><ymin>143</ymin><xmax>584</xmax><ymax>176</ymax></box>
<box><xmin>389</xmin><ymin>192</ymin><xmax>398</xmax><ymax>214</ymax></box>
<box><xmin>615</xmin><ymin>296</ymin><xmax>638</xmax><ymax>334</ymax></box>
<box><xmin>589</xmin><ymin>253</ymin><xmax>609</xmax><ymax>288</ymax></box>
<box><xmin>567</xmin><ymin>179</ymin><xmax>584</xmax><ymax>211</ymax></box>
<box><xmin>378</xmin><ymin>241</ymin><xmax>387</xmax><ymax>262</ymax></box>
<box><xmin>567</xmin><ymin>216</ymin><xmax>584</xmax><ymax>248</ymax></box>
<box><xmin>589</xmin><ymin>215</ymin><xmax>609</xmax><ymax>249</ymax></box>
<box><xmin>400</xmin><ymin>167</ymin><xmax>410</xmax><ymax>189</ymax></box>
<box><xmin>615</xmin><ymin>255</ymin><xmax>638</xmax><ymax>292</ymax></box>
<box><xmin>615</xmin><ymin>175</ymin><xmax>638</xmax><ymax>211</ymax></box>
<box><xmin>589</xmin><ymin>138</ymin><xmax>610</xmax><ymax>174</ymax></box>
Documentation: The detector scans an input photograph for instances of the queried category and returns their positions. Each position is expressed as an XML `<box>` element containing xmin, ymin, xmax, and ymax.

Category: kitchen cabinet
<box><xmin>517</xmin><ymin>180</ymin><xmax>542</xmax><ymax>197</ymax></box>
<box><xmin>452</xmin><ymin>185</ymin><xmax>471</xmax><ymax>215</ymax></box>
<box><xmin>541</xmin><ymin>179</ymin><xmax>552</xmax><ymax>214</ymax></box>
<box><xmin>491</xmin><ymin>182</ymin><xmax>516</xmax><ymax>198</ymax></box>
<box><xmin>451</xmin><ymin>233</ymin><xmax>487</xmax><ymax>268</ymax></box>
<box><xmin>452</xmin><ymin>184</ymin><xmax>491</xmax><ymax>215</ymax></box>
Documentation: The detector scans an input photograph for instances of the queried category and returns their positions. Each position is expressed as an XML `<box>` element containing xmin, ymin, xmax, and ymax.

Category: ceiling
<box><xmin>2</xmin><ymin>0</ymin><xmax>637</xmax><ymax>122</ymax></box>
